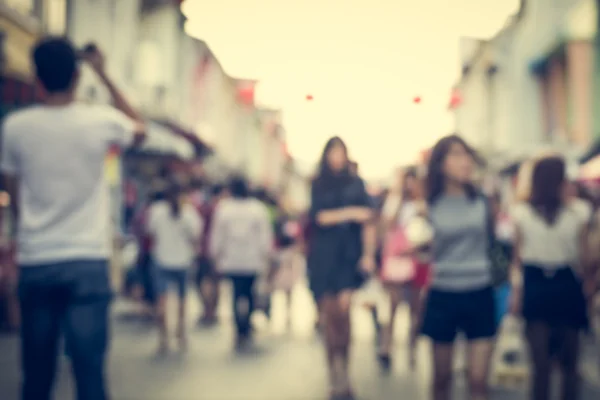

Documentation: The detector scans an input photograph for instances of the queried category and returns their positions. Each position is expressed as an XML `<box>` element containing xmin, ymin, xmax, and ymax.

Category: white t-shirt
<box><xmin>0</xmin><ymin>104</ymin><xmax>136</xmax><ymax>265</ymax></box>
<box><xmin>511</xmin><ymin>200</ymin><xmax>592</xmax><ymax>269</ymax></box>
<box><xmin>147</xmin><ymin>201</ymin><xmax>202</xmax><ymax>269</ymax></box>
<box><xmin>209</xmin><ymin>197</ymin><xmax>273</xmax><ymax>274</ymax></box>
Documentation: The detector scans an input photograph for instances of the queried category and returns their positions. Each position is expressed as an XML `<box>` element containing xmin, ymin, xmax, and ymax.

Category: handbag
<box><xmin>482</xmin><ymin>196</ymin><xmax>511</xmax><ymax>286</ymax></box>
<box><xmin>381</xmin><ymin>227</ymin><xmax>415</xmax><ymax>283</ymax></box>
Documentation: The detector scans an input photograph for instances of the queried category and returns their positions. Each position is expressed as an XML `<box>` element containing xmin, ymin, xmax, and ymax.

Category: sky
<box><xmin>182</xmin><ymin>0</ymin><xmax>520</xmax><ymax>181</ymax></box>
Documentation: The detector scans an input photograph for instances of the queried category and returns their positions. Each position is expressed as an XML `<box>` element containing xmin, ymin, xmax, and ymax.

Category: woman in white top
<box><xmin>148</xmin><ymin>183</ymin><xmax>202</xmax><ymax>354</ymax></box>
<box><xmin>510</xmin><ymin>156</ymin><xmax>593</xmax><ymax>400</ymax></box>
<box><xmin>379</xmin><ymin>167</ymin><xmax>430</xmax><ymax>370</ymax></box>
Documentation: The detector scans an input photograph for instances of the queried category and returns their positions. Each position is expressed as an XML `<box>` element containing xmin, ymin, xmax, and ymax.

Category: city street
<box><xmin>1</xmin><ymin>282</ymin><xmax>599</xmax><ymax>400</ymax></box>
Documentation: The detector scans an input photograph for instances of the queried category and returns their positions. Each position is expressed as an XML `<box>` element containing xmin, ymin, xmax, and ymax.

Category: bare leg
<box><xmin>176</xmin><ymin>296</ymin><xmax>187</xmax><ymax>351</ymax></box>
<box><xmin>155</xmin><ymin>295</ymin><xmax>168</xmax><ymax>354</ymax></box>
<box><xmin>378</xmin><ymin>285</ymin><xmax>402</xmax><ymax>369</ymax></box>
<box><xmin>467</xmin><ymin>339</ymin><xmax>495</xmax><ymax>400</ymax></box>
<box><xmin>556</xmin><ymin>326</ymin><xmax>580</xmax><ymax>400</ymax></box>
<box><xmin>525</xmin><ymin>322</ymin><xmax>552</xmax><ymax>400</ymax></box>
<box><xmin>431</xmin><ymin>343</ymin><xmax>454</xmax><ymax>400</ymax></box>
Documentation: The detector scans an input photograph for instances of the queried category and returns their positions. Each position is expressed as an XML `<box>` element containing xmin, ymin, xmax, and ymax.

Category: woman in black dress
<box><xmin>308</xmin><ymin>137</ymin><xmax>376</xmax><ymax>400</ymax></box>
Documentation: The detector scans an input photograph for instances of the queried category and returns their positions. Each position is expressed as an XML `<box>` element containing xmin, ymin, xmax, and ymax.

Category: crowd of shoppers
<box><xmin>2</xmin><ymin>33</ymin><xmax>600</xmax><ymax>400</ymax></box>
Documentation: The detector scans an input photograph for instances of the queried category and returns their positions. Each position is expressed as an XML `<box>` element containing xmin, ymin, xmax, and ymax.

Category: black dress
<box><xmin>307</xmin><ymin>175</ymin><xmax>372</xmax><ymax>300</ymax></box>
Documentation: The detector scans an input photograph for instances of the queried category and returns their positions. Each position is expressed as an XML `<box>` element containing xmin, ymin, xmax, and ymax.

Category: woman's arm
<box><xmin>510</xmin><ymin>225</ymin><xmax>523</xmax><ymax>289</ymax></box>
<box><xmin>309</xmin><ymin>181</ymin><xmax>351</xmax><ymax>226</ymax></box>
<box><xmin>579</xmin><ymin>221</ymin><xmax>597</xmax><ymax>298</ymax></box>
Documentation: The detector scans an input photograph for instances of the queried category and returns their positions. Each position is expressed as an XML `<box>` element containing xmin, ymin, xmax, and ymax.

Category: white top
<box><xmin>0</xmin><ymin>104</ymin><xmax>137</xmax><ymax>265</ymax></box>
<box><xmin>147</xmin><ymin>201</ymin><xmax>202</xmax><ymax>269</ymax></box>
<box><xmin>397</xmin><ymin>200</ymin><xmax>418</xmax><ymax>227</ymax></box>
<box><xmin>209</xmin><ymin>197</ymin><xmax>273</xmax><ymax>274</ymax></box>
<box><xmin>511</xmin><ymin>200</ymin><xmax>592</xmax><ymax>269</ymax></box>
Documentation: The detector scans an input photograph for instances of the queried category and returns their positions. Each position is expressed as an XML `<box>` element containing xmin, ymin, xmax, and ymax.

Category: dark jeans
<box><xmin>229</xmin><ymin>274</ymin><xmax>257</xmax><ymax>337</ymax></box>
<box><xmin>19</xmin><ymin>259</ymin><xmax>112</xmax><ymax>400</ymax></box>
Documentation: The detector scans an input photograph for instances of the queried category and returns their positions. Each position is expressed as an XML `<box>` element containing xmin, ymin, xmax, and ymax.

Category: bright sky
<box><xmin>182</xmin><ymin>0</ymin><xmax>520</xmax><ymax>181</ymax></box>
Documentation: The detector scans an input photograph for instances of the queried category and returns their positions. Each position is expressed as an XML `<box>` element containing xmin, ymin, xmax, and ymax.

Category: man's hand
<box><xmin>82</xmin><ymin>44</ymin><xmax>105</xmax><ymax>75</ymax></box>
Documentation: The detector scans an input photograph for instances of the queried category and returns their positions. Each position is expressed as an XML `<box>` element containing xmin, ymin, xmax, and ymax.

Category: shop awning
<box><xmin>141</xmin><ymin>121</ymin><xmax>195</xmax><ymax>160</ymax></box>
<box><xmin>152</xmin><ymin>119</ymin><xmax>213</xmax><ymax>158</ymax></box>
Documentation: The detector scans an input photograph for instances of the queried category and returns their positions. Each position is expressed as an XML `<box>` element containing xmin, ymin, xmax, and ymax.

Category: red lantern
<box><xmin>413</xmin><ymin>96</ymin><xmax>421</xmax><ymax>104</ymax></box>
<box><xmin>449</xmin><ymin>88</ymin><xmax>462</xmax><ymax>109</ymax></box>
<box><xmin>238</xmin><ymin>86</ymin><xmax>254</xmax><ymax>106</ymax></box>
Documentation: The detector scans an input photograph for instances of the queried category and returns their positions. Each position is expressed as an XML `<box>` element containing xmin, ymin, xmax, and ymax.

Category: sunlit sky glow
<box><xmin>182</xmin><ymin>0</ymin><xmax>520</xmax><ymax>181</ymax></box>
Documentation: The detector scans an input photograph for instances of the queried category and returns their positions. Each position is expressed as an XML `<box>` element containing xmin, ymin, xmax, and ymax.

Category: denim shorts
<box><xmin>154</xmin><ymin>267</ymin><xmax>188</xmax><ymax>299</ymax></box>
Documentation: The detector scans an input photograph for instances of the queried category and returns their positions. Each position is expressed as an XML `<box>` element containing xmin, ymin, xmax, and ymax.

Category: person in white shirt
<box><xmin>209</xmin><ymin>176</ymin><xmax>274</xmax><ymax>349</ymax></box>
<box><xmin>147</xmin><ymin>182</ymin><xmax>202</xmax><ymax>354</ymax></box>
<box><xmin>510</xmin><ymin>156</ymin><xmax>594</xmax><ymax>400</ymax></box>
<box><xmin>0</xmin><ymin>37</ymin><xmax>145</xmax><ymax>400</ymax></box>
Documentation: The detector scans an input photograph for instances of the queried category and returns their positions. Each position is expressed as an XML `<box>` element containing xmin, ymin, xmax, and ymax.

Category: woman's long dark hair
<box><xmin>425</xmin><ymin>134</ymin><xmax>479</xmax><ymax>205</ymax></box>
<box><xmin>402</xmin><ymin>166</ymin><xmax>418</xmax><ymax>199</ymax></box>
<box><xmin>166</xmin><ymin>182</ymin><xmax>183</xmax><ymax>218</ymax></box>
<box><xmin>315</xmin><ymin>136</ymin><xmax>350</xmax><ymax>184</ymax></box>
<box><xmin>529</xmin><ymin>156</ymin><xmax>565</xmax><ymax>224</ymax></box>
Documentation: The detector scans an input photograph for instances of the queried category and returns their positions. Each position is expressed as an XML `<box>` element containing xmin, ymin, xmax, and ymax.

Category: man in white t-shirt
<box><xmin>0</xmin><ymin>37</ymin><xmax>145</xmax><ymax>400</ymax></box>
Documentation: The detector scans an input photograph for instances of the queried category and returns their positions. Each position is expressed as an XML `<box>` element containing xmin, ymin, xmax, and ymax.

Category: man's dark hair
<box><xmin>32</xmin><ymin>37</ymin><xmax>79</xmax><ymax>93</ymax></box>
<box><xmin>229</xmin><ymin>176</ymin><xmax>249</xmax><ymax>199</ymax></box>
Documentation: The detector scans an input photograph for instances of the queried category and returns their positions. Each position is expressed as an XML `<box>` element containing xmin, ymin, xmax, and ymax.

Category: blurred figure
<box><xmin>349</xmin><ymin>160</ymin><xmax>382</xmax><ymax>342</ymax></box>
<box><xmin>147</xmin><ymin>183</ymin><xmax>202</xmax><ymax>354</ymax></box>
<box><xmin>195</xmin><ymin>184</ymin><xmax>227</xmax><ymax>326</ymax></box>
<box><xmin>307</xmin><ymin>137</ymin><xmax>375</xmax><ymax>400</ymax></box>
<box><xmin>0</xmin><ymin>38</ymin><xmax>145</xmax><ymax>400</ymax></box>
<box><xmin>510</xmin><ymin>156</ymin><xmax>593</xmax><ymax>400</ymax></box>
<box><xmin>378</xmin><ymin>166</ymin><xmax>429</xmax><ymax>370</ymax></box>
<box><xmin>421</xmin><ymin>135</ymin><xmax>496</xmax><ymax>400</ymax></box>
<box><xmin>272</xmin><ymin>202</ymin><xmax>302</xmax><ymax>329</ymax></box>
<box><xmin>210</xmin><ymin>177</ymin><xmax>274</xmax><ymax>349</ymax></box>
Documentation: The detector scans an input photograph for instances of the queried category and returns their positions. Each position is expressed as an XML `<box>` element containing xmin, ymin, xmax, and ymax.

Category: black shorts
<box><xmin>522</xmin><ymin>264</ymin><xmax>588</xmax><ymax>330</ymax></box>
<box><xmin>421</xmin><ymin>285</ymin><xmax>497</xmax><ymax>343</ymax></box>
<box><xmin>194</xmin><ymin>256</ymin><xmax>216</xmax><ymax>285</ymax></box>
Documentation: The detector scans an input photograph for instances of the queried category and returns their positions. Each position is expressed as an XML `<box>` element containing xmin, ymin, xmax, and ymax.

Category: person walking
<box><xmin>420</xmin><ymin>135</ymin><xmax>497</xmax><ymax>400</ymax></box>
<box><xmin>209</xmin><ymin>177</ymin><xmax>274</xmax><ymax>349</ymax></box>
<box><xmin>510</xmin><ymin>156</ymin><xmax>594</xmax><ymax>400</ymax></box>
<box><xmin>194</xmin><ymin>184</ymin><xmax>227</xmax><ymax>326</ymax></box>
<box><xmin>148</xmin><ymin>183</ymin><xmax>202</xmax><ymax>354</ymax></box>
<box><xmin>0</xmin><ymin>38</ymin><xmax>145</xmax><ymax>400</ymax></box>
<box><xmin>378</xmin><ymin>166</ymin><xmax>430</xmax><ymax>370</ymax></box>
<box><xmin>307</xmin><ymin>137</ymin><xmax>376</xmax><ymax>400</ymax></box>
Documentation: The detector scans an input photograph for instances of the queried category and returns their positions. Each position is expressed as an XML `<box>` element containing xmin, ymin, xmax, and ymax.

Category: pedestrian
<box><xmin>209</xmin><ymin>176</ymin><xmax>274</xmax><ymax>349</ymax></box>
<box><xmin>378</xmin><ymin>166</ymin><xmax>429</xmax><ymax>370</ymax></box>
<box><xmin>0</xmin><ymin>37</ymin><xmax>145</xmax><ymax>400</ymax></box>
<box><xmin>194</xmin><ymin>184</ymin><xmax>227</xmax><ymax>327</ymax></box>
<box><xmin>272</xmin><ymin>203</ymin><xmax>302</xmax><ymax>329</ymax></box>
<box><xmin>148</xmin><ymin>182</ymin><xmax>202</xmax><ymax>354</ymax></box>
<box><xmin>510</xmin><ymin>156</ymin><xmax>594</xmax><ymax>400</ymax></box>
<box><xmin>307</xmin><ymin>137</ymin><xmax>376</xmax><ymax>400</ymax></box>
<box><xmin>420</xmin><ymin>135</ymin><xmax>496</xmax><ymax>400</ymax></box>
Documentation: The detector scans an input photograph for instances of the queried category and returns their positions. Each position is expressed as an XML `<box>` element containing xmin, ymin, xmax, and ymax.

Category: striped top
<box><xmin>429</xmin><ymin>194</ymin><xmax>491</xmax><ymax>291</ymax></box>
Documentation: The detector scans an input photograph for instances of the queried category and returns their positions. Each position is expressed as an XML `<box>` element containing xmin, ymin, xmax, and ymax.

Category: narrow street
<box><xmin>1</xmin><ymin>282</ymin><xmax>599</xmax><ymax>400</ymax></box>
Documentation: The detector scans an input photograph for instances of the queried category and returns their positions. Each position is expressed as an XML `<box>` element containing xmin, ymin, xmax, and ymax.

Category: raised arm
<box><xmin>82</xmin><ymin>45</ymin><xmax>145</xmax><ymax>147</ymax></box>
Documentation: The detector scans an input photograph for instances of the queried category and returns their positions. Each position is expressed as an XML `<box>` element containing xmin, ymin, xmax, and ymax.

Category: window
<box><xmin>44</xmin><ymin>0</ymin><xmax>67</xmax><ymax>35</ymax></box>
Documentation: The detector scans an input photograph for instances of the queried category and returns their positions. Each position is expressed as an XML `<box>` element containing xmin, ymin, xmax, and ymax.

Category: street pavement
<box><xmin>1</xmin><ymin>281</ymin><xmax>600</xmax><ymax>400</ymax></box>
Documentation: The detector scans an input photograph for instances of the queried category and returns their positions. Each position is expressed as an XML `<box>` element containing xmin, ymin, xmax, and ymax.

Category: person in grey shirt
<box><xmin>420</xmin><ymin>135</ymin><xmax>496</xmax><ymax>400</ymax></box>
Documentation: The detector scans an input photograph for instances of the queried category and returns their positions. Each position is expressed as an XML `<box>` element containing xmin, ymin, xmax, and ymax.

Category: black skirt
<box><xmin>522</xmin><ymin>264</ymin><xmax>588</xmax><ymax>330</ymax></box>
